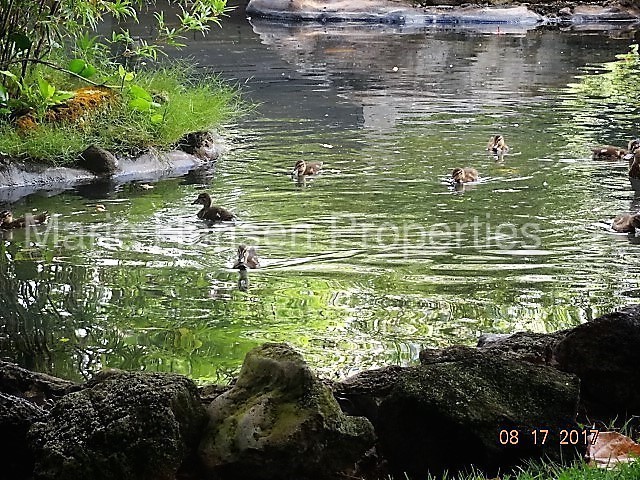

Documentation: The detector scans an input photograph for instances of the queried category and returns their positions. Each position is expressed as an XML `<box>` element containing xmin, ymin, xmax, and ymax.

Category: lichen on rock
<box><xmin>198</xmin><ymin>342</ymin><xmax>376</xmax><ymax>480</ymax></box>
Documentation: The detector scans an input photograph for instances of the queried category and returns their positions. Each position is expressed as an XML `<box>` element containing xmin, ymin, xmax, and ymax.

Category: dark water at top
<box><xmin>2</xmin><ymin>13</ymin><xmax>640</xmax><ymax>382</ymax></box>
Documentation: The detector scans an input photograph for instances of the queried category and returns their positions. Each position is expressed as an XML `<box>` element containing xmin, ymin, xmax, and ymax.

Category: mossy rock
<box><xmin>29</xmin><ymin>371</ymin><xmax>206</xmax><ymax>480</ymax></box>
<box><xmin>198</xmin><ymin>343</ymin><xmax>376</xmax><ymax>480</ymax></box>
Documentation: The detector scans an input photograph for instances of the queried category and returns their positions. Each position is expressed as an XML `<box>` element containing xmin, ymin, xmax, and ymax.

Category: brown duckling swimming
<box><xmin>0</xmin><ymin>210</ymin><xmax>49</xmax><ymax>229</ymax></box>
<box><xmin>592</xmin><ymin>145</ymin><xmax>627</xmax><ymax>161</ymax></box>
<box><xmin>232</xmin><ymin>244</ymin><xmax>259</xmax><ymax>270</ymax></box>
<box><xmin>191</xmin><ymin>193</ymin><xmax>235</xmax><ymax>222</ymax></box>
<box><xmin>291</xmin><ymin>159</ymin><xmax>323</xmax><ymax>178</ymax></box>
<box><xmin>594</xmin><ymin>139</ymin><xmax>640</xmax><ymax>161</ymax></box>
<box><xmin>451</xmin><ymin>167</ymin><xmax>479</xmax><ymax>184</ymax></box>
<box><xmin>487</xmin><ymin>135</ymin><xmax>509</xmax><ymax>155</ymax></box>
<box><xmin>612</xmin><ymin>213</ymin><xmax>640</xmax><ymax>233</ymax></box>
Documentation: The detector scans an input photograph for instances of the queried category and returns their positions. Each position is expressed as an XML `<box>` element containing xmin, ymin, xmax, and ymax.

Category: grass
<box><xmin>0</xmin><ymin>64</ymin><xmax>244</xmax><ymax>165</ymax></box>
<box><xmin>397</xmin><ymin>460</ymin><xmax>640</xmax><ymax>480</ymax></box>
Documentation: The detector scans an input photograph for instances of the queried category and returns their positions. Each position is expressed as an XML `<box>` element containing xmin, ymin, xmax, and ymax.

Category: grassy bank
<box><xmin>0</xmin><ymin>66</ymin><xmax>243</xmax><ymax>165</ymax></box>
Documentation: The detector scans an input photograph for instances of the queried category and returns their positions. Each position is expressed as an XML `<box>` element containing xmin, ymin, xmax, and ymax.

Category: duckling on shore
<box><xmin>0</xmin><ymin>210</ymin><xmax>49</xmax><ymax>229</ymax></box>
<box><xmin>191</xmin><ymin>193</ymin><xmax>235</xmax><ymax>222</ymax></box>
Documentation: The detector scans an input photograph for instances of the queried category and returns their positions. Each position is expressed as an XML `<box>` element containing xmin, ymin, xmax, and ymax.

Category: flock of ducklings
<box><xmin>452</xmin><ymin>135</ymin><xmax>640</xmax><ymax>235</ymax></box>
<box><xmin>3</xmin><ymin>134</ymin><xmax>640</xmax><ymax>276</ymax></box>
<box><xmin>450</xmin><ymin>134</ymin><xmax>509</xmax><ymax>186</ymax></box>
<box><xmin>0</xmin><ymin>159</ymin><xmax>322</xmax><ymax>274</ymax></box>
<box><xmin>189</xmin><ymin>159</ymin><xmax>322</xmax><ymax>274</ymax></box>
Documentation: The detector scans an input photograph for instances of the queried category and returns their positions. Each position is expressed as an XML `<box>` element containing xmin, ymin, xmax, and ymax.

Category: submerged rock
<box><xmin>29</xmin><ymin>371</ymin><xmax>206</xmax><ymax>480</ymax></box>
<box><xmin>337</xmin><ymin>347</ymin><xmax>581</xmax><ymax>478</ymax></box>
<box><xmin>198</xmin><ymin>343</ymin><xmax>376</xmax><ymax>480</ymax></box>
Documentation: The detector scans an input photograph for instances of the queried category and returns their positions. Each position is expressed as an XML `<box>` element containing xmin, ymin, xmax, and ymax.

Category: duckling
<box><xmin>0</xmin><ymin>210</ymin><xmax>49</xmax><ymax>229</ymax></box>
<box><xmin>487</xmin><ymin>135</ymin><xmax>509</xmax><ymax>155</ymax></box>
<box><xmin>594</xmin><ymin>139</ymin><xmax>640</xmax><ymax>161</ymax></box>
<box><xmin>451</xmin><ymin>167</ymin><xmax>478</xmax><ymax>184</ymax></box>
<box><xmin>612</xmin><ymin>213</ymin><xmax>640</xmax><ymax>233</ymax></box>
<box><xmin>592</xmin><ymin>145</ymin><xmax>627</xmax><ymax>161</ymax></box>
<box><xmin>232</xmin><ymin>244</ymin><xmax>259</xmax><ymax>269</ymax></box>
<box><xmin>291</xmin><ymin>159</ymin><xmax>323</xmax><ymax>178</ymax></box>
<box><xmin>623</xmin><ymin>139</ymin><xmax>640</xmax><ymax>163</ymax></box>
<box><xmin>191</xmin><ymin>193</ymin><xmax>235</xmax><ymax>222</ymax></box>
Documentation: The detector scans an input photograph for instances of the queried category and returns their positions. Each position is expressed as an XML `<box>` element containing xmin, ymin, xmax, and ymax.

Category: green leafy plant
<box><xmin>0</xmin><ymin>0</ymin><xmax>231</xmax><ymax>84</ymax></box>
<box><xmin>68</xmin><ymin>59</ymin><xmax>97</xmax><ymax>79</ymax></box>
<box><xmin>0</xmin><ymin>70</ymin><xmax>74</xmax><ymax>119</ymax></box>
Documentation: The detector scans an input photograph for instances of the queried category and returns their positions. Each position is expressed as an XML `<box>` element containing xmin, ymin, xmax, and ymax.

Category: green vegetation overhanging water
<box><xmin>2</xmin><ymin>19</ymin><xmax>640</xmax><ymax>383</ymax></box>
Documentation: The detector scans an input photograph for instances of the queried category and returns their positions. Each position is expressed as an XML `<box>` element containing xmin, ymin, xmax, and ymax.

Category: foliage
<box><xmin>0</xmin><ymin>0</ymin><xmax>230</xmax><ymax>125</ymax></box>
<box><xmin>0</xmin><ymin>0</ymin><xmax>229</xmax><ymax>76</ymax></box>
<box><xmin>0</xmin><ymin>65</ymin><xmax>242</xmax><ymax>164</ymax></box>
<box><xmin>384</xmin><ymin>459</ymin><xmax>640</xmax><ymax>479</ymax></box>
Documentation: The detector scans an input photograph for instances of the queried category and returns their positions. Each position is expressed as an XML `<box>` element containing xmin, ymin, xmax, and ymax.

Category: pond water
<box><xmin>2</xmin><ymin>14</ymin><xmax>640</xmax><ymax>383</ymax></box>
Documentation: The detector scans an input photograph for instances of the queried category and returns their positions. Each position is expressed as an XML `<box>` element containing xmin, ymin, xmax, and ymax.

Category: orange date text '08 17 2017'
<box><xmin>498</xmin><ymin>429</ymin><xmax>600</xmax><ymax>446</ymax></box>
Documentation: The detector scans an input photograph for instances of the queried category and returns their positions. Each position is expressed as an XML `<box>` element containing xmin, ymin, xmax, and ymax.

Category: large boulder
<box><xmin>553</xmin><ymin>305</ymin><xmax>640</xmax><ymax>420</ymax></box>
<box><xmin>0</xmin><ymin>392</ymin><xmax>46</xmax><ymax>479</ymax></box>
<box><xmin>198</xmin><ymin>343</ymin><xmax>376</xmax><ymax>480</ymax></box>
<box><xmin>477</xmin><ymin>305</ymin><xmax>640</xmax><ymax>421</ymax></box>
<box><xmin>337</xmin><ymin>347</ymin><xmax>581</xmax><ymax>478</ymax></box>
<box><xmin>29</xmin><ymin>370</ymin><xmax>206</xmax><ymax>480</ymax></box>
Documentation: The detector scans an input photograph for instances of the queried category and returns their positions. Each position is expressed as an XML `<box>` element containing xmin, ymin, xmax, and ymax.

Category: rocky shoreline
<box><xmin>244</xmin><ymin>0</ymin><xmax>640</xmax><ymax>26</ymax></box>
<box><xmin>2</xmin><ymin>305</ymin><xmax>639</xmax><ymax>479</ymax></box>
<box><xmin>0</xmin><ymin>132</ymin><xmax>225</xmax><ymax>204</ymax></box>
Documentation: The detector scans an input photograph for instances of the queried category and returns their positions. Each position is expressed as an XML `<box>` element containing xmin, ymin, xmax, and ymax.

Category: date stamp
<box><xmin>498</xmin><ymin>428</ymin><xmax>600</xmax><ymax>446</ymax></box>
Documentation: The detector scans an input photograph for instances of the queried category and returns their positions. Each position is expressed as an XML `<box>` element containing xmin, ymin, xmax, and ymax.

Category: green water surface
<box><xmin>2</xmin><ymin>21</ymin><xmax>640</xmax><ymax>382</ymax></box>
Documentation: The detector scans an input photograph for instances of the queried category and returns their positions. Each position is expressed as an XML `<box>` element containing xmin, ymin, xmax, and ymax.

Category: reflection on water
<box><xmin>2</xmin><ymin>16</ymin><xmax>640</xmax><ymax>382</ymax></box>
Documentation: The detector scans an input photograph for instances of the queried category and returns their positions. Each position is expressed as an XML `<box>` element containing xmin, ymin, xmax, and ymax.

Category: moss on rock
<box><xmin>198</xmin><ymin>343</ymin><xmax>376</xmax><ymax>480</ymax></box>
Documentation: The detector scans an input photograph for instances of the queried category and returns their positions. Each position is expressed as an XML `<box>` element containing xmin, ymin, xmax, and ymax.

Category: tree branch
<box><xmin>5</xmin><ymin>58</ymin><xmax>119</xmax><ymax>89</ymax></box>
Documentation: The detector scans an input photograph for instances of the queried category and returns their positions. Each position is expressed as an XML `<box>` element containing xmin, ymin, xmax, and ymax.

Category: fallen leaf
<box><xmin>588</xmin><ymin>431</ymin><xmax>640</xmax><ymax>468</ymax></box>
